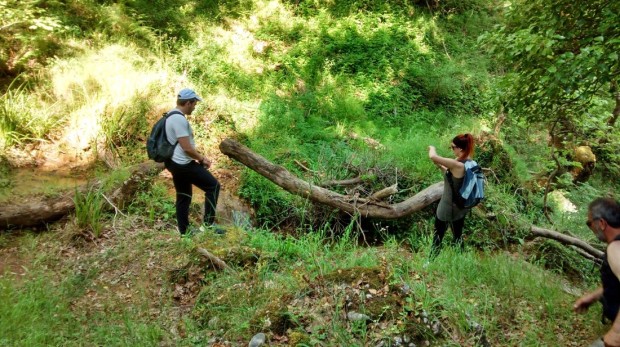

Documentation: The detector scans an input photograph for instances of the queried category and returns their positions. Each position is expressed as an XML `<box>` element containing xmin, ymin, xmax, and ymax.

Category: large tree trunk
<box><xmin>219</xmin><ymin>138</ymin><xmax>443</xmax><ymax>219</ymax></box>
<box><xmin>0</xmin><ymin>162</ymin><xmax>164</xmax><ymax>230</ymax></box>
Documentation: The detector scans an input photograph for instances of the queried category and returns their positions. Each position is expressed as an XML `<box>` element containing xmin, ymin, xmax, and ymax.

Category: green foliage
<box><xmin>0</xmin><ymin>84</ymin><xmax>60</xmax><ymax>148</ymax></box>
<box><xmin>128</xmin><ymin>181</ymin><xmax>176</xmax><ymax>224</ymax></box>
<box><xmin>73</xmin><ymin>186</ymin><xmax>106</xmax><ymax>237</ymax></box>
<box><xmin>0</xmin><ymin>0</ymin><xmax>65</xmax><ymax>79</ymax></box>
<box><xmin>0</xmin><ymin>275</ymin><xmax>78</xmax><ymax>345</ymax></box>
<box><xmin>482</xmin><ymin>0</ymin><xmax>620</xmax><ymax>127</ymax></box>
<box><xmin>100</xmin><ymin>101</ymin><xmax>150</xmax><ymax>162</ymax></box>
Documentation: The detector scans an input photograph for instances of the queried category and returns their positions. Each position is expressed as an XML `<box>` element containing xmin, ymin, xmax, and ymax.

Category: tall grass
<box><xmin>73</xmin><ymin>186</ymin><xmax>106</xmax><ymax>237</ymax></box>
<box><xmin>0</xmin><ymin>85</ymin><xmax>61</xmax><ymax>149</ymax></box>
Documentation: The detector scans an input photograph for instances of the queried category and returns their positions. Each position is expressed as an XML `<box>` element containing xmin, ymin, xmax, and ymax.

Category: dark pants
<box><xmin>431</xmin><ymin>216</ymin><xmax>465</xmax><ymax>257</ymax></box>
<box><xmin>165</xmin><ymin>160</ymin><xmax>220</xmax><ymax>234</ymax></box>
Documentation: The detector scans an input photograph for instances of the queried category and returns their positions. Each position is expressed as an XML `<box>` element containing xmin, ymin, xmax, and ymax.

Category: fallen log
<box><xmin>531</xmin><ymin>225</ymin><xmax>604</xmax><ymax>260</ymax></box>
<box><xmin>0</xmin><ymin>161</ymin><xmax>164</xmax><ymax>230</ymax></box>
<box><xmin>219</xmin><ymin>138</ymin><xmax>443</xmax><ymax>219</ymax></box>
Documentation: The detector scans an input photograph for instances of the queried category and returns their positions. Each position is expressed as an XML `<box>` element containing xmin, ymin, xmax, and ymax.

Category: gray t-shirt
<box><xmin>165</xmin><ymin>109</ymin><xmax>194</xmax><ymax>164</ymax></box>
<box><xmin>436</xmin><ymin>171</ymin><xmax>468</xmax><ymax>222</ymax></box>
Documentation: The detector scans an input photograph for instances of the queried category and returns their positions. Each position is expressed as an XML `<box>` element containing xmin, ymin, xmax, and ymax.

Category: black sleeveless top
<box><xmin>601</xmin><ymin>235</ymin><xmax>620</xmax><ymax>320</ymax></box>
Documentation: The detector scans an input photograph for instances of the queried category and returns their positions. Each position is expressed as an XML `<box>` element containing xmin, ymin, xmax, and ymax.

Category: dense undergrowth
<box><xmin>1</xmin><ymin>0</ymin><xmax>619</xmax><ymax>346</ymax></box>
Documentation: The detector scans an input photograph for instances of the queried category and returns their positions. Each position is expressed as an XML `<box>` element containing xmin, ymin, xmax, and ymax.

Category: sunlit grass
<box><xmin>0</xmin><ymin>85</ymin><xmax>61</xmax><ymax>149</ymax></box>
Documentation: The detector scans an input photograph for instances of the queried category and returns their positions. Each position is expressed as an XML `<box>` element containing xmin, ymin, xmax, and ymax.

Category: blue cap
<box><xmin>177</xmin><ymin>88</ymin><xmax>202</xmax><ymax>101</ymax></box>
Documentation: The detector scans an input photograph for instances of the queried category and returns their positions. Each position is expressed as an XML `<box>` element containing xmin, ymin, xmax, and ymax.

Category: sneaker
<box><xmin>201</xmin><ymin>223</ymin><xmax>226</xmax><ymax>235</ymax></box>
<box><xmin>211</xmin><ymin>224</ymin><xmax>226</xmax><ymax>235</ymax></box>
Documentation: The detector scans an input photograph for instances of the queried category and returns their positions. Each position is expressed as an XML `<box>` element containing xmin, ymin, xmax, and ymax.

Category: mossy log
<box><xmin>0</xmin><ymin>161</ymin><xmax>164</xmax><ymax>230</ymax></box>
<box><xmin>219</xmin><ymin>138</ymin><xmax>443</xmax><ymax>219</ymax></box>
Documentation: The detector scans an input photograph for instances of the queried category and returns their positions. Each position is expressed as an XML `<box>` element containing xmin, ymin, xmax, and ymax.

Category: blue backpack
<box><xmin>448</xmin><ymin>160</ymin><xmax>485</xmax><ymax>209</ymax></box>
<box><xmin>146</xmin><ymin>110</ymin><xmax>183</xmax><ymax>162</ymax></box>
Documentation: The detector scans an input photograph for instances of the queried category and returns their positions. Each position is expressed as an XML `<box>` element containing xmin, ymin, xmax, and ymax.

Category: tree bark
<box><xmin>196</xmin><ymin>247</ymin><xmax>231</xmax><ymax>271</ymax></box>
<box><xmin>219</xmin><ymin>138</ymin><xmax>443</xmax><ymax>219</ymax></box>
<box><xmin>531</xmin><ymin>225</ymin><xmax>604</xmax><ymax>260</ymax></box>
<box><xmin>608</xmin><ymin>79</ymin><xmax>619</xmax><ymax>127</ymax></box>
<box><xmin>0</xmin><ymin>161</ymin><xmax>164</xmax><ymax>230</ymax></box>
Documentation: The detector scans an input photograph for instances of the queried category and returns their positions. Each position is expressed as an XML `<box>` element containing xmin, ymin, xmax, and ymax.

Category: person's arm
<box><xmin>433</xmin><ymin>162</ymin><xmax>447</xmax><ymax>171</ymax></box>
<box><xmin>604</xmin><ymin>242</ymin><xmax>620</xmax><ymax>346</ymax></box>
<box><xmin>178</xmin><ymin>136</ymin><xmax>211</xmax><ymax>168</ymax></box>
<box><xmin>574</xmin><ymin>286</ymin><xmax>603</xmax><ymax>313</ymax></box>
<box><xmin>428</xmin><ymin>146</ymin><xmax>465</xmax><ymax>177</ymax></box>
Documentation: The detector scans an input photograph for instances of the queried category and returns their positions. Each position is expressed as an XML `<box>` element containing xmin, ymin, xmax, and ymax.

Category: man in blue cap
<box><xmin>164</xmin><ymin>88</ymin><xmax>224</xmax><ymax>235</ymax></box>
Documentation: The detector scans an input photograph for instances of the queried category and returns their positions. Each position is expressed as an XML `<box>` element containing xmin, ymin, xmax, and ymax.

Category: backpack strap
<box><xmin>163</xmin><ymin>110</ymin><xmax>184</xmax><ymax>147</ymax></box>
<box><xmin>165</xmin><ymin>110</ymin><xmax>184</xmax><ymax>118</ymax></box>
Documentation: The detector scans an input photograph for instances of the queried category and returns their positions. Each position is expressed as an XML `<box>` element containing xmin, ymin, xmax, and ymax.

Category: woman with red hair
<box><xmin>428</xmin><ymin>133</ymin><xmax>476</xmax><ymax>257</ymax></box>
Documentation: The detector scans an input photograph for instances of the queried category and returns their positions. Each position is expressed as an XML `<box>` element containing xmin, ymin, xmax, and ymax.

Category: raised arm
<box><xmin>428</xmin><ymin>146</ymin><xmax>465</xmax><ymax>178</ymax></box>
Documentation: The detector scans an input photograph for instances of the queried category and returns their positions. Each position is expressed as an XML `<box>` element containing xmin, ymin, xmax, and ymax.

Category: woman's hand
<box><xmin>428</xmin><ymin>145</ymin><xmax>437</xmax><ymax>159</ymax></box>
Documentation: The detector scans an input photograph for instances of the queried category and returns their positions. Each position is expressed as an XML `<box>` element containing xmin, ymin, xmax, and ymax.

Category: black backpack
<box><xmin>447</xmin><ymin>160</ymin><xmax>485</xmax><ymax>209</ymax></box>
<box><xmin>146</xmin><ymin>110</ymin><xmax>183</xmax><ymax>162</ymax></box>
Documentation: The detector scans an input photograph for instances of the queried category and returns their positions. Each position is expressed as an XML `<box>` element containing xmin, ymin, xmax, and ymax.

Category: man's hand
<box><xmin>574</xmin><ymin>295</ymin><xmax>596</xmax><ymax>313</ymax></box>
<box><xmin>574</xmin><ymin>289</ymin><xmax>603</xmax><ymax>314</ymax></box>
<box><xmin>573</xmin><ymin>293</ymin><xmax>599</xmax><ymax>313</ymax></box>
<box><xmin>604</xmin><ymin>330</ymin><xmax>620</xmax><ymax>347</ymax></box>
<box><xmin>201</xmin><ymin>157</ymin><xmax>212</xmax><ymax>168</ymax></box>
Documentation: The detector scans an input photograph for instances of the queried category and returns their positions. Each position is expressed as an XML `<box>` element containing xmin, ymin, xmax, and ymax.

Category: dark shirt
<box><xmin>601</xmin><ymin>236</ymin><xmax>620</xmax><ymax>321</ymax></box>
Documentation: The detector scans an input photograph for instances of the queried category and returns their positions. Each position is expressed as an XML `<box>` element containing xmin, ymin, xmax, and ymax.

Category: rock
<box><xmin>249</xmin><ymin>332</ymin><xmax>266</xmax><ymax>347</ymax></box>
<box><xmin>347</xmin><ymin>311</ymin><xmax>371</xmax><ymax>322</ymax></box>
<box><xmin>431</xmin><ymin>320</ymin><xmax>441</xmax><ymax>335</ymax></box>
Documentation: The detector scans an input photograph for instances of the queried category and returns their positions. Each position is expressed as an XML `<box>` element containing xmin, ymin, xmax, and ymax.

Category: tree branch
<box><xmin>219</xmin><ymin>138</ymin><xmax>443</xmax><ymax>219</ymax></box>
<box><xmin>531</xmin><ymin>225</ymin><xmax>604</xmax><ymax>260</ymax></box>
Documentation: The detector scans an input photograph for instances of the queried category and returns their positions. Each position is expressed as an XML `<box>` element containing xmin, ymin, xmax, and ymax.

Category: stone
<box><xmin>347</xmin><ymin>311</ymin><xmax>371</xmax><ymax>322</ymax></box>
<box><xmin>249</xmin><ymin>332</ymin><xmax>266</xmax><ymax>347</ymax></box>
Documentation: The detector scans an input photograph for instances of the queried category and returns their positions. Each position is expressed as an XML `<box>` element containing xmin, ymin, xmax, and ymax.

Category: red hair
<box><xmin>452</xmin><ymin>133</ymin><xmax>475</xmax><ymax>161</ymax></box>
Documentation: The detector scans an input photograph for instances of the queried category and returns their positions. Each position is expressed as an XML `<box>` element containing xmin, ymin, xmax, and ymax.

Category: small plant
<box><xmin>73</xmin><ymin>185</ymin><xmax>106</xmax><ymax>237</ymax></box>
<box><xmin>128</xmin><ymin>181</ymin><xmax>175</xmax><ymax>224</ymax></box>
